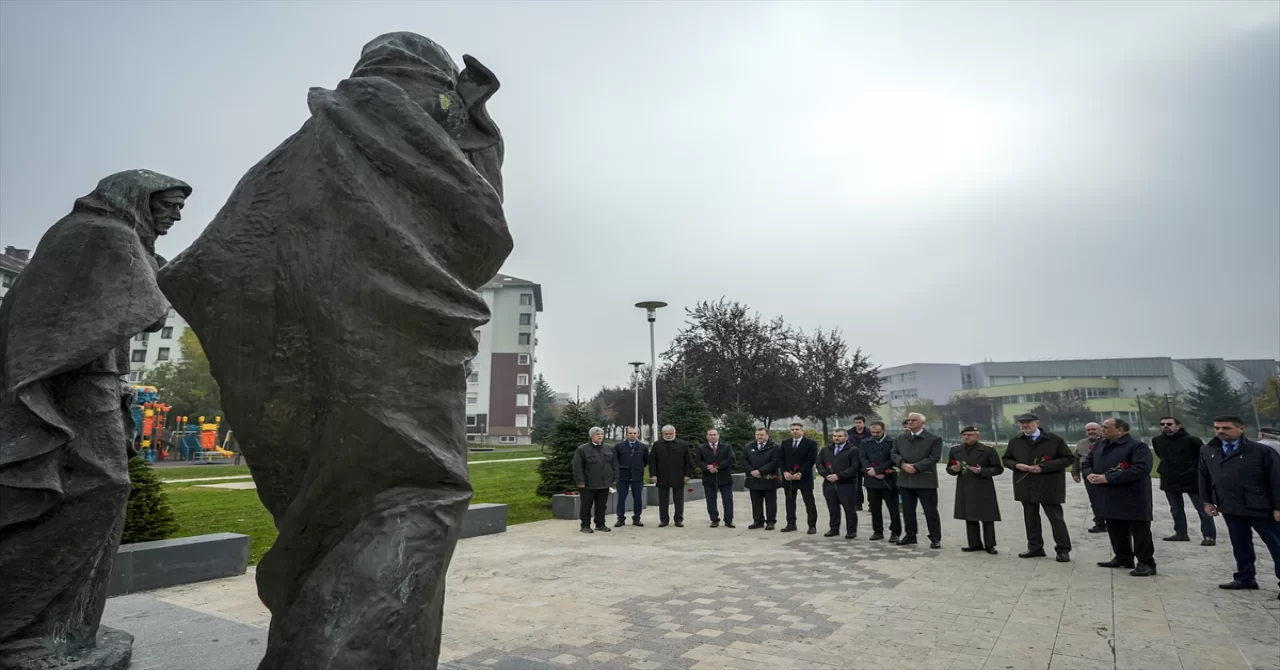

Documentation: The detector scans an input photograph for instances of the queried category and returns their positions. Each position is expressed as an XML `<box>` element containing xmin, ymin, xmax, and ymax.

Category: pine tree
<box><xmin>1187</xmin><ymin>361</ymin><xmax>1250</xmax><ymax>428</ymax></box>
<box><xmin>719</xmin><ymin>403</ymin><xmax>757</xmax><ymax>473</ymax></box>
<box><xmin>121</xmin><ymin>457</ymin><xmax>178</xmax><ymax>544</ymax></box>
<box><xmin>530</xmin><ymin>374</ymin><xmax>558</xmax><ymax>444</ymax></box>
<box><xmin>536</xmin><ymin>401</ymin><xmax>596</xmax><ymax>497</ymax></box>
<box><xmin>660</xmin><ymin>376</ymin><xmax>714</xmax><ymax>475</ymax></box>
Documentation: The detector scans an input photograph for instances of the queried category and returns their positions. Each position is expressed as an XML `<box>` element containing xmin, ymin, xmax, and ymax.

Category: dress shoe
<box><xmin>1201</xmin><ymin>538</ymin><xmax>1215</xmax><ymax>546</ymax></box>
<box><xmin>961</xmin><ymin>546</ymin><xmax>982</xmax><ymax>552</ymax></box>
<box><xmin>659</xmin><ymin>522</ymin><xmax>670</xmax><ymax>528</ymax></box>
<box><xmin>595</xmin><ymin>525</ymin><xmax>611</xmax><ymax>532</ymax></box>
<box><xmin>985</xmin><ymin>547</ymin><xmax>999</xmax><ymax>555</ymax></box>
<box><xmin>724</xmin><ymin>522</ymin><xmax>735</xmax><ymax>529</ymax></box>
<box><xmin>1130</xmin><ymin>563</ymin><xmax>1156</xmax><ymax>577</ymax></box>
<box><xmin>1087</xmin><ymin>525</ymin><xmax>1107</xmax><ymax>533</ymax></box>
<box><xmin>633</xmin><ymin>520</ymin><xmax>644</xmax><ymax>527</ymax></box>
<box><xmin>748</xmin><ymin>522</ymin><xmax>764</xmax><ymax>529</ymax></box>
<box><xmin>869</xmin><ymin>532</ymin><xmax>884</xmax><ymax>541</ymax></box>
<box><xmin>1056</xmin><ymin>552</ymin><xmax>1070</xmax><ymax>563</ymax></box>
<box><xmin>845</xmin><ymin>533</ymin><xmax>857</xmax><ymax>540</ymax></box>
<box><xmin>765</xmin><ymin>523</ymin><xmax>775</xmax><ymax>530</ymax></box>
<box><xmin>824</xmin><ymin>530</ymin><xmax>840</xmax><ymax>537</ymax></box>
<box><xmin>780</xmin><ymin>525</ymin><xmax>798</xmax><ymax>533</ymax></box>
<box><xmin>895</xmin><ymin>536</ymin><xmax>917</xmax><ymax>546</ymax></box>
<box><xmin>1218</xmin><ymin>580</ymin><xmax>1259</xmax><ymax>590</ymax></box>
<box><xmin>889</xmin><ymin>534</ymin><xmax>901</xmax><ymax>544</ymax></box>
<box><xmin>1162</xmin><ymin>534</ymin><xmax>1190</xmax><ymax>542</ymax></box>
<box><xmin>674</xmin><ymin>521</ymin><xmax>683</xmax><ymax>528</ymax></box>
<box><xmin>580</xmin><ymin>527</ymin><xmax>593</xmax><ymax>534</ymax></box>
<box><xmin>1097</xmin><ymin>559</ymin><xmax>1135</xmax><ymax>569</ymax></box>
<box><xmin>807</xmin><ymin>527</ymin><xmax>817</xmax><ymax>535</ymax></box>
<box><xmin>1018</xmin><ymin>550</ymin><xmax>1047</xmax><ymax>559</ymax></box>
<box><xmin>710</xmin><ymin>521</ymin><xmax>720</xmax><ymax>528</ymax></box>
<box><xmin>614</xmin><ymin>519</ymin><xmax>625</xmax><ymax>527</ymax></box>
<box><xmin>929</xmin><ymin>541</ymin><xmax>941</xmax><ymax>549</ymax></box>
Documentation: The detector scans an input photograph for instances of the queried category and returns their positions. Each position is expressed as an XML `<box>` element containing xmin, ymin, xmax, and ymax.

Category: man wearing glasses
<box><xmin>1152</xmin><ymin>416</ymin><xmax>1214</xmax><ymax>545</ymax></box>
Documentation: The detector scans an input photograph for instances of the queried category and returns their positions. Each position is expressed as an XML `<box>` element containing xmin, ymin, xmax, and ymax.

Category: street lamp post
<box><xmin>1244</xmin><ymin>380</ymin><xmax>1262</xmax><ymax>430</ymax></box>
<box><xmin>629</xmin><ymin>361</ymin><xmax>645</xmax><ymax>437</ymax></box>
<box><xmin>635</xmin><ymin>301</ymin><xmax>667</xmax><ymax>442</ymax></box>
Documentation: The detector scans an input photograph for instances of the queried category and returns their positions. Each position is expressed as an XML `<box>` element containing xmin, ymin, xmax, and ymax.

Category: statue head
<box><xmin>351</xmin><ymin>32</ymin><xmax>504</xmax><ymax>199</ymax></box>
<box><xmin>75</xmin><ymin>170</ymin><xmax>191</xmax><ymax>252</ymax></box>
<box><xmin>149</xmin><ymin>188</ymin><xmax>187</xmax><ymax>237</ymax></box>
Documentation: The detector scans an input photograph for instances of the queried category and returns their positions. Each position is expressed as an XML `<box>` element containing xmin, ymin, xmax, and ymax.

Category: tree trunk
<box><xmin>821</xmin><ymin>417</ymin><xmax>830</xmax><ymax>446</ymax></box>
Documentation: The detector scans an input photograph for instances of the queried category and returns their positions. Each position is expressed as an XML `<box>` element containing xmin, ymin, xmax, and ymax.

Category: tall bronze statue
<box><xmin>159</xmin><ymin>32</ymin><xmax>512</xmax><ymax>670</ymax></box>
<box><xmin>0</xmin><ymin>169</ymin><xmax>190</xmax><ymax>669</ymax></box>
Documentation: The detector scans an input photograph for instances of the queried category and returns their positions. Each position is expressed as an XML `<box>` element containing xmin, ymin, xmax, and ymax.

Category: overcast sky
<box><xmin>2</xmin><ymin>1</ymin><xmax>1277</xmax><ymax>397</ymax></box>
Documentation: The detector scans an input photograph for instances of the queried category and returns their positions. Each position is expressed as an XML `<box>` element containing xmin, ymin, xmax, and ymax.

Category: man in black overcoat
<box><xmin>744</xmin><ymin>428</ymin><xmax>781</xmax><ymax>529</ymax></box>
<box><xmin>1083</xmin><ymin>418</ymin><xmax>1156</xmax><ymax>577</ymax></box>
<box><xmin>779</xmin><ymin>423</ymin><xmax>819</xmax><ymax>534</ymax></box>
<box><xmin>817</xmin><ymin>428</ymin><xmax>861</xmax><ymax>538</ymax></box>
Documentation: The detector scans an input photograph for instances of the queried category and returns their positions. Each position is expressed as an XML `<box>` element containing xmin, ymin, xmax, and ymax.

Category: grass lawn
<box><xmin>467</xmin><ymin>447</ymin><xmax>542</xmax><ymax>462</ymax></box>
<box><xmin>163</xmin><ymin>458</ymin><xmax>550</xmax><ymax>565</ymax></box>
<box><xmin>156</xmin><ymin>464</ymin><xmax>252</xmax><ymax>481</ymax></box>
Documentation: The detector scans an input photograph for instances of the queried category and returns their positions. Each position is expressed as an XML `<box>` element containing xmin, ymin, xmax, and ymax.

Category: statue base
<box><xmin>0</xmin><ymin>627</ymin><xmax>132</xmax><ymax>670</ymax></box>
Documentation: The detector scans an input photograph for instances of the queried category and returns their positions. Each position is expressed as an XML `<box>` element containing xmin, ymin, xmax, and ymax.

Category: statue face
<box><xmin>149</xmin><ymin>189</ymin><xmax>187</xmax><ymax>236</ymax></box>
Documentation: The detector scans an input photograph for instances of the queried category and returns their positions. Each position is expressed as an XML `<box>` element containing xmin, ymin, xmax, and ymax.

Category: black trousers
<box><xmin>966</xmin><ymin>521</ymin><xmax>996</xmax><ymax>548</ymax></box>
<box><xmin>579</xmin><ymin>488</ymin><xmax>609</xmax><ymax>528</ymax></box>
<box><xmin>784</xmin><ymin>485</ymin><xmax>818</xmax><ymax>528</ymax></box>
<box><xmin>1022</xmin><ymin>502</ymin><xmax>1072</xmax><ymax>552</ymax></box>
<box><xmin>823</xmin><ymin>482</ymin><xmax>859</xmax><ymax>534</ymax></box>
<box><xmin>749</xmin><ymin>488</ymin><xmax>778</xmax><ymax>524</ymax></box>
<box><xmin>1165</xmin><ymin>491</ymin><xmax>1216</xmax><ymax>539</ymax></box>
<box><xmin>657</xmin><ymin>486</ymin><xmax>684</xmax><ymax>524</ymax></box>
<box><xmin>865</xmin><ymin>488</ymin><xmax>902</xmax><ymax>534</ymax></box>
<box><xmin>900</xmin><ymin>487</ymin><xmax>941</xmax><ymax>541</ymax></box>
<box><xmin>1224</xmin><ymin>514</ymin><xmax>1280</xmax><ymax>585</ymax></box>
<box><xmin>1084</xmin><ymin>482</ymin><xmax>1105</xmax><ymax>527</ymax></box>
<box><xmin>1106</xmin><ymin>519</ymin><xmax>1155</xmax><ymax>566</ymax></box>
<box><xmin>703</xmin><ymin>483</ymin><xmax>734</xmax><ymax>523</ymax></box>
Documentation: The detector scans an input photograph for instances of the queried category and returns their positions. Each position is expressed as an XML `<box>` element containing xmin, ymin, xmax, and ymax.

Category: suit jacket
<box><xmin>890</xmin><ymin>430</ymin><xmax>942</xmax><ymax>489</ymax></box>
<box><xmin>696</xmin><ymin>442</ymin><xmax>737</xmax><ymax>487</ymax></box>
<box><xmin>1081</xmin><ymin>434</ymin><xmax>1153</xmax><ymax>521</ymax></box>
<box><xmin>859</xmin><ymin>435</ymin><xmax>897</xmax><ymax>490</ymax></box>
<box><xmin>1198</xmin><ymin>437</ymin><xmax>1280</xmax><ymax>517</ymax></box>
<box><xmin>743</xmin><ymin>440</ymin><xmax>781</xmax><ymax>490</ymax></box>
<box><xmin>649</xmin><ymin>439</ymin><xmax>693</xmax><ymax>487</ymax></box>
<box><xmin>779</xmin><ymin>436</ymin><xmax>819</xmax><ymax>490</ymax></box>
<box><xmin>614</xmin><ymin>440</ymin><xmax>649</xmax><ymax>483</ymax></box>
<box><xmin>817</xmin><ymin>441</ymin><xmax>861</xmax><ymax>486</ymax></box>
<box><xmin>1003</xmin><ymin>431</ymin><xmax>1074</xmax><ymax>504</ymax></box>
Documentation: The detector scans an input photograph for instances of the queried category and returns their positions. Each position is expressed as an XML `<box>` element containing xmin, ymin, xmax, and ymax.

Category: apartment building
<box><xmin>126</xmin><ymin>308</ymin><xmax>192</xmax><ymax>382</ymax></box>
<box><xmin>468</xmin><ymin>273</ymin><xmax>543</xmax><ymax>444</ymax></box>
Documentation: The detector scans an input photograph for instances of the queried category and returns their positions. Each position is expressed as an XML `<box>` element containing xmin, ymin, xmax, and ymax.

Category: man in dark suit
<box><xmin>696</xmin><ymin>429</ymin><xmax>737</xmax><ymax>528</ymax></box>
<box><xmin>1199</xmin><ymin>415</ymin><xmax>1280</xmax><ymax>598</ymax></box>
<box><xmin>817</xmin><ymin>428</ymin><xmax>861</xmax><ymax>538</ymax></box>
<box><xmin>744</xmin><ymin>428</ymin><xmax>781</xmax><ymax>530</ymax></box>
<box><xmin>1004</xmin><ymin>412</ymin><xmax>1075</xmax><ymax>562</ymax></box>
<box><xmin>890</xmin><ymin>412</ymin><xmax>943</xmax><ymax>548</ymax></box>
<box><xmin>780</xmin><ymin>422</ymin><xmax>819</xmax><ymax>534</ymax></box>
<box><xmin>1083</xmin><ymin>418</ymin><xmax>1155</xmax><ymax>576</ymax></box>
<box><xmin>847</xmin><ymin>417</ymin><xmax>873</xmax><ymax>510</ymax></box>
<box><xmin>614</xmin><ymin>427</ymin><xmax>648</xmax><ymax>527</ymax></box>
<box><xmin>1152</xmin><ymin>417</ymin><xmax>1213</xmax><ymax>545</ymax></box>
<box><xmin>860</xmin><ymin>421</ymin><xmax>901</xmax><ymax>542</ymax></box>
<box><xmin>649</xmin><ymin>424</ymin><xmax>693</xmax><ymax>527</ymax></box>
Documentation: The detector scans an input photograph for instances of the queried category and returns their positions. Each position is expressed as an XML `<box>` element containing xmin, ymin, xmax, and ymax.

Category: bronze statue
<box><xmin>0</xmin><ymin>169</ymin><xmax>190</xmax><ymax>669</ymax></box>
<box><xmin>159</xmin><ymin>32</ymin><xmax>512</xmax><ymax>669</ymax></box>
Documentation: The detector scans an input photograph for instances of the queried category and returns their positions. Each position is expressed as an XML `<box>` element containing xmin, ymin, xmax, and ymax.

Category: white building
<box><xmin>126</xmin><ymin>308</ymin><xmax>192</xmax><ymax>382</ymax></box>
<box><xmin>468</xmin><ymin>273</ymin><xmax>543</xmax><ymax>444</ymax></box>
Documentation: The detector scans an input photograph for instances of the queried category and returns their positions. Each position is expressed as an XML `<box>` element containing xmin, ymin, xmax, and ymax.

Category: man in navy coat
<box><xmin>779</xmin><ymin>423</ymin><xmax>819</xmax><ymax>534</ymax></box>
<box><xmin>1199</xmin><ymin>415</ymin><xmax>1280</xmax><ymax>598</ymax></box>
<box><xmin>1083</xmin><ymin>418</ymin><xmax>1156</xmax><ymax>576</ymax></box>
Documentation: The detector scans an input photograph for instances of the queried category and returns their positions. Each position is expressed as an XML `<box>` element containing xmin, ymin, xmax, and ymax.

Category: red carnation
<box><xmin>793</xmin><ymin>464</ymin><xmax>800</xmax><ymax>471</ymax></box>
<box><xmin>687</xmin><ymin>488</ymin><xmax>693</xmax><ymax>493</ymax></box>
<box><xmin>826</xmin><ymin>462</ymin><xmax>833</xmax><ymax>468</ymax></box>
<box><xmin>1040</xmin><ymin>455</ymin><xmax>1050</xmax><ymax>462</ymax></box>
<box><xmin>1119</xmin><ymin>462</ymin><xmax>1130</xmax><ymax>469</ymax></box>
<box><xmin>950</xmin><ymin>460</ymin><xmax>959</xmax><ymax>466</ymax></box>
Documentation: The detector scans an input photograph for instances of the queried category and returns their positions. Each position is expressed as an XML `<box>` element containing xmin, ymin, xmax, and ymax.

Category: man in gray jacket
<box><xmin>573</xmin><ymin>427</ymin><xmax>619</xmax><ymax>534</ymax></box>
<box><xmin>890</xmin><ymin>412</ymin><xmax>943</xmax><ymax>548</ymax></box>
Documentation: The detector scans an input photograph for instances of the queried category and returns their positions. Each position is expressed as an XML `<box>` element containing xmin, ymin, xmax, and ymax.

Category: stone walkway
<box><xmin>107</xmin><ymin>476</ymin><xmax>1279</xmax><ymax>669</ymax></box>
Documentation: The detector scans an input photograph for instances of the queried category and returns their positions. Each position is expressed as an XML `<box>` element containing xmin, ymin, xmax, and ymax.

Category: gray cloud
<box><xmin>2</xmin><ymin>1</ymin><xmax>1276</xmax><ymax>397</ymax></box>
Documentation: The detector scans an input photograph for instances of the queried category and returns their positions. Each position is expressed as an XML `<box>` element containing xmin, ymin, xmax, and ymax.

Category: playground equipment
<box><xmin>129</xmin><ymin>386</ymin><xmax>171</xmax><ymax>462</ymax></box>
<box><xmin>129</xmin><ymin>384</ymin><xmax>236</xmax><ymax>461</ymax></box>
<box><xmin>173</xmin><ymin>415</ymin><xmax>235</xmax><ymax>461</ymax></box>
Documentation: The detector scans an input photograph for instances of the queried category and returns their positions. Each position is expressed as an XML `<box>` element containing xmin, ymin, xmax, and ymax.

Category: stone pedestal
<box><xmin>732</xmin><ymin>473</ymin><xmax>746</xmax><ymax>492</ymax></box>
<box><xmin>551</xmin><ymin>491</ymin><xmax>616</xmax><ymax>520</ymax></box>
<box><xmin>644</xmin><ymin>484</ymin><xmax>706</xmax><ymax>506</ymax></box>
<box><xmin>3</xmin><ymin>627</ymin><xmax>132</xmax><ymax>670</ymax></box>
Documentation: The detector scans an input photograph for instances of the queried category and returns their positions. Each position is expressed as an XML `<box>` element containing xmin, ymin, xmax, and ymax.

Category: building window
<box><xmin>499</xmin><ymin>436</ymin><xmax>517</xmax><ymax>444</ymax></box>
<box><xmin>518</xmin><ymin>333</ymin><xmax>531</xmax><ymax>345</ymax></box>
<box><xmin>466</xmin><ymin>415</ymin><xmax>477</xmax><ymax>426</ymax></box>
<box><xmin>135</xmin><ymin>333</ymin><xmax>149</xmax><ymax>342</ymax></box>
<box><xmin>519</xmin><ymin>313</ymin><xmax>531</xmax><ymax>326</ymax></box>
<box><xmin>127</xmin><ymin>371</ymin><xmax>143</xmax><ymax>382</ymax></box>
<box><xmin>516</xmin><ymin>393</ymin><xmax>529</xmax><ymax>407</ymax></box>
<box><xmin>466</xmin><ymin>393</ymin><xmax>478</xmax><ymax>405</ymax></box>
<box><xmin>157</xmin><ymin>348</ymin><xmax>170</xmax><ymax>361</ymax></box>
<box><xmin>161</xmin><ymin>326</ymin><xmax>174</xmax><ymax>339</ymax></box>
<box><xmin>518</xmin><ymin>354</ymin><xmax>530</xmax><ymax>365</ymax></box>
<box><xmin>468</xmin><ymin>372</ymin><xmax>479</xmax><ymax>384</ymax></box>
<box><xmin>517</xmin><ymin>373</ymin><xmax>529</xmax><ymax>386</ymax></box>
<box><xmin>904</xmin><ymin>371</ymin><xmax>916</xmax><ymax>381</ymax></box>
<box><xmin>131</xmin><ymin>350</ymin><xmax>146</xmax><ymax>363</ymax></box>
<box><xmin>515</xmin><ymin>414</ymin><xmax>528</xmax><ymax>428</ymax></box>
<box><xmin>519</xmin><ymin>294</ymin><xmax>533</xmax><ymax>306</ymax></box>
<box><xmin>1</xmin><ymin>274</ymin><xmax>11</xmax><ymax>288</ymax></box>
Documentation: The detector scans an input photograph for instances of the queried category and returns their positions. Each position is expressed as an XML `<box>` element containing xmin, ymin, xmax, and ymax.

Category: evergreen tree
<box><xmin>536</xmin><ymin>401</ymin><xmax>596</xmax><ymax>497</ymax></box>
<box><xmin>121</xmin><ymin>457</ymin><xmax>178</xmax><ymax>544</ymax></box>
<box><xmin>660</xmin><ymin>375</ymin><xmax>714</xmax><ymax>474</ymax></box>
<box><xmin>1188</xmin><ymin>361</ymin><xmax>1250</xmax><ymax>428</ymax></box>
<box><xmin>719</xmin><ymin>403</ymin><xmax>757</xmax><ymax>473</ymax></box>
<box><xmin>530</xmin><ymin>374</ymin><xmax>558</xmax><ymax>444</ymax></box>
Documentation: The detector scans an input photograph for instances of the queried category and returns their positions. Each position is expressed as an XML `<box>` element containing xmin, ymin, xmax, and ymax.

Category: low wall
<box><xmin>108</xmin><ymin>532</ymin><xmax>249</xmax><ymax>597</ymax></box>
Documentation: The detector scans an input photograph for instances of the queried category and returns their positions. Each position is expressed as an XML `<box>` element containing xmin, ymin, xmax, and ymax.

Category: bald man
<box><xmin>1073</xmin><ymin>423</ymin><xmax>1106</xmax><ymax>533</ymax></box>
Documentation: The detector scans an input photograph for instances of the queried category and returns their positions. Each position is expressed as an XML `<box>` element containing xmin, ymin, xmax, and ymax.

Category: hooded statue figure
<box><xmin>0</xmin><ymin>169</ymin><xmax>190</xmax><ymax>669</ymax></box>
<box><xmin>158</xmin><ymin>32</ymin><xmax>512</xmax><ymax>670</ymax></box>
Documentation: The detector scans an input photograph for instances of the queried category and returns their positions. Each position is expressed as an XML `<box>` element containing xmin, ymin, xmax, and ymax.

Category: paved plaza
<box><xmin>105</xmin><ymin>476</ymin><xmax>1279</xmax><ymax>669</ymax></box>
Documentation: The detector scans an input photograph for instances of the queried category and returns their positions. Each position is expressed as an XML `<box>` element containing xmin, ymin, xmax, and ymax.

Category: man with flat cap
<box><xmin>1003</xmin><ymin>412</ymin><xmax>1075</xmax><ymax>562</ymax></box>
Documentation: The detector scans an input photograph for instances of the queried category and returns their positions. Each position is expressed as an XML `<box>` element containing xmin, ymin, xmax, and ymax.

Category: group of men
<box><xmin>571</xmin><ymin>412</ymin><xmax>1280</xmax><ymax>597</ymax></box>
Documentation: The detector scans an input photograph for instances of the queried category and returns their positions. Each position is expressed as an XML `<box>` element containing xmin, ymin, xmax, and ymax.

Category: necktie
<box><xmin>1224</xmin><ymin>442</ymin><xmax>1238</xmax><ymax>456</ymax></box>
<box><xmin>835</xmin><ymin>445</ymin><xmax>842</xmax><ymax>456</ymax></box>
<box><xmin>711</xmin><ymin>443</ymin><xmax>717</xmax><ymax>455</ymax></box>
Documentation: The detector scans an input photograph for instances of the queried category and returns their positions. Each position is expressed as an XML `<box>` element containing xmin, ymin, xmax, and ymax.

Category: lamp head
<box><xmin>635</xmin><ymin>301</ymin><xmax>667</xmax><ymax>322</ymax></box>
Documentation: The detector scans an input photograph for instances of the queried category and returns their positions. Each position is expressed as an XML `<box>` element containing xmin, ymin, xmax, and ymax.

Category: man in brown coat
<box><xmin>1072</xmin><ymin>422</ymin><xmax>1107</xmax><ymax>533</ymax></box>
<box><xmin>1004</xmin><ymin>413</ymin><xmax>1075</xmax><ymax>562</ymax></box>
